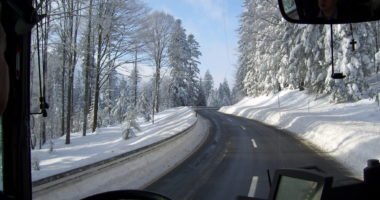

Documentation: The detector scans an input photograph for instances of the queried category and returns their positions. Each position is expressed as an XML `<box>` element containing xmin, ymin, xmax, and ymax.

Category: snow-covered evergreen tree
<box><xmin>202</xmin><ymin>70</ymin><xmax>214</xmax><ymax>105</ymax></box>
<box><xmin>207</xmin><ymin>89</ymin><xmax>220</xmax><ymax>107</ymax></box>
<box><xmin>186</xmin><ymin>34</ymin><xmax>202</xmax><ymax>106</ymax></box>
<box><xmin>197</xmin><ymin>78</ymin><xmax>207</xmax><ymax>106</ymax></box>
<box><xmin>159</xmin><ymin>76</ymin><xmax>172</xmax><ymax>110</ymax></box>
<box><xmin>206</xmin><ymin>79</ymin><xmax>232</xmax><ymax>107</ymax></box>
<box><xmin>112</xmin><ymin>78</ymin><xmax>129</xmax><ymax>124</ymax></box>
<box><xmin>102</xmin><ymin>69</ymin><xmax>119</xmax><ymax>126</ymax></box>
<box><xmin>236</xmin><ymin>0</ymin><xmax>256</xmax><ymax>97</ymax></box>
<box><xmin>121</xmin><ymin>106</ymin><xmax>140</xmax><ymax>140</ymax></box>
<box><xmin>168</xmin><ymin>19</ymin><xmax>189</xmax><ymax>107</ymax></box>
<box><xmin>237</xmin><ymin>0</ymin><xmax>378</xmax><ymax>103</ymax></box>
<box><xmin>138</xmin><ymin>82</ymin><xmax>153</xmax><ymax>122</ymax></box>
<box><xmin>327</xmin><ymin>23</ymin><xmax>375</xmax><ymax>102</ymax></box>
<box><xmin>219</xmin><ymin>79</ymin><xmax>232</xmax><ymax>106</ymax></box>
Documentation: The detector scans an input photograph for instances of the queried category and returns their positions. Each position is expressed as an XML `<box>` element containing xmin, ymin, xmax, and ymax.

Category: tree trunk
<box><xmin>134</xmin><ymin>48</ymin><xmax>138</xmax><ymax>106</ymax></box>
<box><xmin>152</xmin><ymin>85</ymin><xmax>155</xmax><ymax>124</ymax></box>
<box><xmin>72</xmin><ymin>0</ymin><xmax>80</xmax><ymax>128</ymax></box>
<box><xmin>65</xmin><ymin>61</ymin><xmax>74</xmax><ymax>145</ymax></box>
<box><xmin>61</xmin><ymin>39</ymin><xmax>66</xmax><ymax>137</ymax></box>
<box><xmin>65</xmin><ymin>0</ymin><xmax>74</xmax><ymax>145</ymax></box>
<box><xmin>83</xmin><ymin>0</ymin><xmax>93</xmax><ymax>136</ymax></box>
<box><xmin>92</xmin><ymin>70</ymin><xmax>100</xmax><ymax>132</ymax></box>
<box><xmin>65</xmin><ymin>46</ymin><xmax>73</xmax><ymax>144</ymax></box>
<box><xmin>92</xmin><ymin>28</ymin><xmax>103</xmax><ymax>132</ymax></box>
<box><xmin>106</xmin><ymin>67</ymin><xmax>112</xmax><ymax>125</ymax></box>
<box><xmin>61</xmin><ymin>0</ymin><xmax>68</xmax><ymax>138</ymax></box>
<box><xmin>155</xmin><ymin>62</ymin><xmax>160</xmax><ymax>113</ymax></box>
<box><xmin>65</xmin><ymin>0</ymin><xmax>80</xmax><ymax>144</ymax></box>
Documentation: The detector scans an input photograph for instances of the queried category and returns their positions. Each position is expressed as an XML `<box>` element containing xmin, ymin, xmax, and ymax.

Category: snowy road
<box><xmin>146</xmin><ymin>109</ymin><xmax>355</xmax><ymax>200</ymax></box>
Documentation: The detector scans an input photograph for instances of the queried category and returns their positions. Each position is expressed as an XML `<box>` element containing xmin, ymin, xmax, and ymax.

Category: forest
<box><xmin>30</xmin><ymin>0</ymin><xmax>233</xmax><ymax>149</ymax></box>
<box><xmin>235</xmin><ymin>0</ymin><xmax>380</xmax><ymax>103</ymax></box>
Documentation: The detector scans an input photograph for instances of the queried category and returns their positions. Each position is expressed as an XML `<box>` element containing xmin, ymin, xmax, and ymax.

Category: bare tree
<box><xmin>82</xmin><ymin>0</ymin><xmax>94</xmax><ymax>136</ymax></box>
<box><xmin>141</xmin><ymin>11</ymin><xmax>174</xmax><ymax>122</ymax></box>
<box><xmin>58</xmin><ymin>0</ymin><xmax>68</xmax><ymax>138</ymax></box>
<box><xmin>65</xmin><ymin>0</ymin><xmax>81</xmax><ymax>144</ymax></box>
<box><xmin>91</xmin><ymin>0</ymin><xmax>148</xmax><ymax>132</ymax></box>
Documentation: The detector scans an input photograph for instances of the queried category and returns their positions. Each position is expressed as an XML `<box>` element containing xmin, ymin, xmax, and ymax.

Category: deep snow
<box><xmin>220</xmin><ymin>75</ymin><xmax>380</xmax><ymax>178</ymax></box>
<box><xmin>32</xmin><ymin>107</ymin><xmax>197</xmax><ymax>181</ymax></box>
<box><xmin>33</xmin><ymin>111</ymin><xmax>209</xmax><ymax>200</ymax></box>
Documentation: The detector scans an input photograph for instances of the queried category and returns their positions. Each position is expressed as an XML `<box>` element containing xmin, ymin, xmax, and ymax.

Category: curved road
<box><xmin>146</xmin><ymin>109</ymin><xmax>353</xmax><ymax>200</ymax></box>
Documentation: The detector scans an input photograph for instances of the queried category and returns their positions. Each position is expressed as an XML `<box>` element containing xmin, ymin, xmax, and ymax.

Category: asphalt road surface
<box><xmin>146</xmin><ymin>109</ymin><xmax>354</xmax><ymax>200</ymax></box>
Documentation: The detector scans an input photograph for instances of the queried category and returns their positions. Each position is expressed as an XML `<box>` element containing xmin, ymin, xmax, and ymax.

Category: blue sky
<box><xmin>145</xmin><ymin>0</ymin><xmax>243</xmax><ymax>86</ymax></box>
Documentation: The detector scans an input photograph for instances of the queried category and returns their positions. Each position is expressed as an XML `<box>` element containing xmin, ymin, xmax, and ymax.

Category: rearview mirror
<box><xmin>269</xmin><ymin>169</ymin><xmax>333</xmax><ymax>200</ymax></box>
<box><xmin>278</xmin><ymin>0</ymin><xmax>380</xmax><ymax>24</ymax></box>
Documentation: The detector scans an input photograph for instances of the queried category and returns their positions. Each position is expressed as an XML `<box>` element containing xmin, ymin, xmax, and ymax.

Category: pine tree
<box><xmin>168</xmin><ymin>19</ymin><xmax>189</xmax><ymax>107</ymax></box>
<box><xmin>236</xmin><ymin>0</ymin><xmax>254</xmax><ymax>98</ymax></box>
<box><xmin>203</xmin><ymin>70</ymin><xmax>214</xmax><ymax>105</ymax></box>
<box><xmin>208</xmin><ymin>89</ymin><xmax>219</xmax><ymax>107</ymax></box>
<box><xmin>121</xmin><ymin>106</ymin><xmax>140</xmax><ymax>140</ymax></box>
<box><xmin>186</xmin><ymin>34</ymin><xmax>202</xmax><ymax>106</ymax></box>
<box><xmin>112</xmin><ymin>78</ymin><xmax>128</xmax><ymax>124</ymax></box>
<box><xmin>197</xmin><ymin>78</ymin><xmax>207</xmax><ymax>106</ymax></box>
<box><xmin>237</xmin><ymin>0</ymin><xmax>378</xmax><ymax>102</ymax></box>
<box><xmin>218</xmin><ymin>79</ymin><xmax>232</xmax><ymax>106</ymax></box>
<box><xmin>138</xmin><ymin>82</ymin><xmax>153</xmax><ymax>122</ymax></box>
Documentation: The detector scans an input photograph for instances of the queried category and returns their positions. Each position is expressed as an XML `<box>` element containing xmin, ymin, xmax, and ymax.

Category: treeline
<box><xmin>201</xmin><ymin>70</ymin><xmax>233</xmax><ymax>107</ymax></box>
<box><xmin>30</xmin><ymin>0</ymin><xmax>207</xmax><ymax>148</ymax></box>
<box><xmin>235</xmin><ymin>0</ymin><xmax>379</xmax><ymax>103</ymax></box>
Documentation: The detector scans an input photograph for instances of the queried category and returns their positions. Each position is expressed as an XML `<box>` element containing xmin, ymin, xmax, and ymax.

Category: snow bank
<box><xmin>33</xmin><ymin>112</ymin><xmax>209</xmax><ymax>200</ymax></box>
<box><xmin>32</xmin><ymin>107</ymin><xmax>197</xmax><ymax>181</ymax></box>
<box><xmin>220</xmin><ymin>89</ymin><xmax>380</xmax><ymax>177</ymax></box>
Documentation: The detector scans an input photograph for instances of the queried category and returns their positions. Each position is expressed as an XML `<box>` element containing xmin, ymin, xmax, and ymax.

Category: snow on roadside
<box><xmin>32</xmin><ymin>107</ymin><xmax>197</xmax><ymax>181</ymax></box>
<box><xmin>220</xmin><ymin>89</ymin><xmax>380</xmax><ymax>178</ymax></box>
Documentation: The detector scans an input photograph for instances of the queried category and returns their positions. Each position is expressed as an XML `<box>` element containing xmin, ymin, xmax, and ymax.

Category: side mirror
<box><xmin>268</xmin><ymin>169</ymin><xmax>333</xmax><ymax>200</ymax></box>
<box><xmin>237</xmin><ymin>168</ymin><xmax>333</xmax><ymax>200</ymax></box>
<box><xmin>278</xmin><ymin>0</ymin><xmax>380</xmax><ymax>24</ymax></box>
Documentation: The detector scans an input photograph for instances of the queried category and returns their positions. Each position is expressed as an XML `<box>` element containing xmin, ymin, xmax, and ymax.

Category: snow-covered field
<box><xmin>220</xmin><ymin>76</ymin><xmax>380</xmax><ymax>178</ymax></box>
<box><xmin>32</xmin><ymin>107</ymin><xmax>197</xmax><ymax>181</ymax></box>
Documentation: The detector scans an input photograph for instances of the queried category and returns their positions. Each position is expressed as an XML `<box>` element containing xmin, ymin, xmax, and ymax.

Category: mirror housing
<box><xmin>278</xmin><ymin>0</ymin><xmax>380</xmax><ymax>24</ymax></box>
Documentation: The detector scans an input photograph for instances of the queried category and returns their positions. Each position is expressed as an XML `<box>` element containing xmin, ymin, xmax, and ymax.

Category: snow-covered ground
<box><xmin>33</xmin><ymin>110</ymin><xmax>209</xmax><ymax>200</ymax></box>
<box><xmin>220</xmin><ymin>75</ymin><xmax>380</xmax><ymax>178</ymax></box>
<box><xmin>32</xmin><ymin>107</ymin><xmax>197</xmax><ymax>181</ymax></box>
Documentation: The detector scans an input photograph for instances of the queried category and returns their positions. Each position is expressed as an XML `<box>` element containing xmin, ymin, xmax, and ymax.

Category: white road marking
<box><xmin>248</xmin><ymin>176</ymin><xmax>259</xmax><ymax>197</ymax></box>
<box><xmin>251</xmin><ymin>139</ymin><xmax>258</xmax><ymax>148</ymax></box>
<box><xmin>240</xmin><ymin>125</ymin><xmax>246</xmax><ymax>130</ymax></box>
